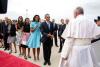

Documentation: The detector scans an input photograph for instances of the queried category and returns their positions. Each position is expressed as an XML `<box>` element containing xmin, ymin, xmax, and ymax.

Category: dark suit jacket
<box><xmin>0</xmin><ymin>23</ymin><xmax>3</xmax><ymax>38</ymax></box>
<box><xmin>53</xmin><ymin>23</ymin><xmax>58</xmax><ymax>35</ymax></box>
<box><xmin>40</xmin><ymin>22</ymin><xmax>54</xmax><ymax>43</ymax></box>
<box><xmin>58</xmin><ymin>24</ymin><xmax>66</xmax><ymax>37</ymax></box>
<box><xmin>53</xmin><ymin>23</ymin><xmax>58</xmax><ymax>31</ymax></box>
<box><xmin>0</xmin><ymin>23</ymin><xmax>2</xmax><ymax>33</ymax></box>
<box><xmin>9</xmin><ymin>24</ymin><xmax>16</xmax><ymax>36</ymax></box>
<box><xmin>2</xmin><ymin>22</ymin><xmax>8</xmax><ymax>35</ymax></box>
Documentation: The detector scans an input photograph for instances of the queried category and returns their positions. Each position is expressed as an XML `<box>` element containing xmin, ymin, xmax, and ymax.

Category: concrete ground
<box><xmin>0</xmin><ymin>40</ymin><xmax>100</xmax><ymax>67</ymax></box>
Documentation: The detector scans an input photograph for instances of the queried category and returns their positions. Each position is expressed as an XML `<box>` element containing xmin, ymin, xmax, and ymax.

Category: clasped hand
<box><xmin>47</xmin><ymin>33</ymin><xmax>54</xmax><ymax>39</ymax></box>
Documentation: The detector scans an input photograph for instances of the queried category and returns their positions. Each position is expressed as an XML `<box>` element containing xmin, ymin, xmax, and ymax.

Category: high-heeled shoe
<box><xmin>15</xmin><ymin>51</ymin><xmax>17</xmax><ymax>53</ymax></box>
<box><xmin>28</xmin><ymin>55</ymin><xmax>31</xmax><ymax>58</ymax></box>
<box><xmin>24</xmin><ymin>56</ymin><xmax>27</xmax><ymax>59</ymax></box>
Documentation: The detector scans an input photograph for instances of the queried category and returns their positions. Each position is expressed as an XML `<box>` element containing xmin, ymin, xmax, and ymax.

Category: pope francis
<box><xmin>59</xmin><ymin>7</ymin><xmax>100</xmax><ymax>67</ymax></box>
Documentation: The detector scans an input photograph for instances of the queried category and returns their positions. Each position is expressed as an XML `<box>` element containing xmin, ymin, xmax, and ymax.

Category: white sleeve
<box><xmin>61</xmin><ymin>22</ymin><xmax>73</xmax><ymax>39</ymax></box>
<box><xmin>61</xmin><ymin>38</ymin><xmax>75</xmax><ymax>58</ymax></box>
<box><xmin>61</xmin><ymin>25</ymin><xmax>68</xmax><ymax>39</ymax></box>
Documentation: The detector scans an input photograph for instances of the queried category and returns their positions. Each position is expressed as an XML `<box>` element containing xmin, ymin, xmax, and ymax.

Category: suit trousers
<box><xmin>54</xmin><ymin>32</ymin><xmax>58</xmax><ymax>46</ymax></box>
<box><xmin>3</xmin><ymin>33</ymin><xmax>9</xmax><ymax>49</ymax></box>
<box><xmin>43</xmin><ymin>38</ymin><xmax>53</xmax><ymax>62</ymax></box>
<box><xmin>59</xmin><ymin>38</ymin><xmax>65</xmax><ymax>52</ymax></box>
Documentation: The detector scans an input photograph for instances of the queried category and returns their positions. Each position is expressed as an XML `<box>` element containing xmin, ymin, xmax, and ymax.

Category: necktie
<box><xmin>46</xmin><ymin>22</ymin><xmax>50</xmax><ymax>29</ymax></box>
<box><xmin>48</xmin><ymin>23</ymin><xmax>50</xmax><ymax>30</ymax></box>
<box><xmin>53</xmin><ymin>23</ymin><xmax>55</xmax><ymax>28</ymax></box>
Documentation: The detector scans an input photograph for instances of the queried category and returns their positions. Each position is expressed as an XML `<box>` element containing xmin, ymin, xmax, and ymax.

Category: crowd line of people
<box><xmin>0</xmin><ymin>13</ymin><xmax>69</xmax><ymax>66</ymax></box>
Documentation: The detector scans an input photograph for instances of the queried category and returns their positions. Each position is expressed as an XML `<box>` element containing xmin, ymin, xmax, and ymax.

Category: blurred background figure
<box><xmin>0</xmin><ymin>19</ymin><xmax>3</xmax><ymax>48</ymax></box>
<box><xmin>52</xmin><ymin>19</ymin><xmax>58</xmax><ymax>47</ymax></box>
<box><xmin>58</xmin><ymin>19</ymin><xmax>66</xmax><ymax>53</ymax></box>
<box><xmin>7</xmin><ymin>19</ymin><xmax>16</xmax><ymax>54</ymax></box>
<box><xmin>2</xmin><ymin>17</ymin><xmax>9</xmax><ymax>50</ymax></box>
<box><xmin>94</xmin><ymin>16</ymin><xmax>100</xmax><ymax>26</ymax></box>
<box><xmin>91</xmin><ymin>16</ymin><xmax>100</xmax><ymax>43</ymax></box>
<box><xmin>65</xmin><ymin>18</ymin><xmax>69</xmax><ymax>25</ymax></box>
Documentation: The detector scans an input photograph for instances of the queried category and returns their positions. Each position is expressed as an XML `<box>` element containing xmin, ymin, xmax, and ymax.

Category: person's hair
<box><xmin>45</xmin><ymin>13</ymin><xmax>50</xmax><ymax>17</ymax></box>
<box><xmin>12</xmin><ymin>20</ymin><xmax>17</xmax><ymax>23</ymax></box>
<box><xmin>33</xmin><ymin>15</ymin><xmax>40</xmax><ymax>22</ymax></box>
<box><xmin>18</xmin><ymin>16</ymin><xmax>23</xmax><ymax>22</ymax></box>
<box><xmin>61</xmin><ymin>18</ymin><xmax>64</xmax><ymax>21</ymax></box>
<box><xmin>25</xmin><ymin>18</ymin><xmax>29</xmax><ymax>22</ymax></box>
<box><xmin>76</xmin><ymin>7</ymin><xmax>84</xmax><ymax>14</ymax></box>
<box><xmin>8</xmin><ymin>19</ymin><xmax>12</xmax><ymax>24</ymax></box>
<box><xmin>24</xmin><ymin>18</ymin><xmax>30</xmax><ymax>24</ymax></box>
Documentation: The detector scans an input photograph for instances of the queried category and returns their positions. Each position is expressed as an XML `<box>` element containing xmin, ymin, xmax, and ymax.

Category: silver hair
<box><xmin>45</xmin><ymin>13</ymin><xmax>50</xmax><ymax>17</ymax></box>
<box><xmin>76</xmin><ymin>7</ymin><xmax>84</xmax><ymax>14</ymax></box>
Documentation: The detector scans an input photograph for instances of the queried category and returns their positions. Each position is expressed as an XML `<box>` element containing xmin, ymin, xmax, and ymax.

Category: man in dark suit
<box><xmin>40</xmin><ymin>14</ymin><xmax>54</xmax><ymax>66</ymax></box>
<box><xmin>52</xmin><ymin>19</ymin><xmax>58</xmax><ymax>47</ymax></box>
<box><xmin>2</xmin><ymin>17</ymin><xmax>9</xmax><ymax>50</ymax></box>
<box><xmin>58</xmin><ymin>19</ymin><xmax>66</xmax><ymax>53</ymax></box>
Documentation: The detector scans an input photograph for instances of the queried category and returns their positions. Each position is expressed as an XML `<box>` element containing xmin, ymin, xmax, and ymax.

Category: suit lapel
<box><xmin>50</xmin><ymin>22</ymin><xmax>52</xmax><ymax>30</ymax></box>
<box><xmin>45</xmin><ymin>22</ymin><xmax>50</xmax><ymax>31</ymax></box>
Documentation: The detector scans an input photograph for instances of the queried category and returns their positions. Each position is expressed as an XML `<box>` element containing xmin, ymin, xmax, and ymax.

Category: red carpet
<box><xmin>0</xmin><ymin>51</ymin><xmax>40</xmax><ymax>67</ymax></box>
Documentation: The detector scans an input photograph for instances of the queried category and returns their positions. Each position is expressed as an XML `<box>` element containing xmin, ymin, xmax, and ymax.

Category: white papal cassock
<box><xmin>59</xmin><ymin>15</ymin><xmax>100</xmax><ymax>67</ymax></box>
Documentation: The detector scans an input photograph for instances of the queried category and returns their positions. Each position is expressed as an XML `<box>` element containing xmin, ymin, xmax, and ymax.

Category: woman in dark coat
<box><xmin>7</xmin><ymin>19</ymin><xmax>17</xmax><ymax>54</ymax></box>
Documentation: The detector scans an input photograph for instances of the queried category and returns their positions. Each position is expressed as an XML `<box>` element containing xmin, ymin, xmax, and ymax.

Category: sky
<box><xmin>0</xmin><ymin>0</ymin><xmax>100</xmax><ymax>23</ymax></box>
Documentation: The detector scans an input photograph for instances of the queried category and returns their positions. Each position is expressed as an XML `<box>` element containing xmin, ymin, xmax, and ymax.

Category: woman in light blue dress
<box><xmin>27</xmin><ymin>15</ymin><xmax>41</xmax><ymax>60</ymax></box>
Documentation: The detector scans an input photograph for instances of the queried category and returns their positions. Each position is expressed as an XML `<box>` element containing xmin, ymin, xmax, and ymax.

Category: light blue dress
<box><xmin>27</xmin><ymin>22</ymin><xmax>41</xmax><ymax>48</ymax></box>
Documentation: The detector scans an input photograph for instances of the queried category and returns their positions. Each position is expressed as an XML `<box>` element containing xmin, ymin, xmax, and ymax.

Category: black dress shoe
<box><xmin>24</xmin><ymin>56</ymin><xmax>27</xmax><ymax>60</ymax></box>
<box><xmin>28</xmin><ymin>56</ymin><xmax>31</xmax><ymax>58</ymax></box>
<box><xmin>43</xmin><ymin>61</ymin><xmax>47</xmax><ymax>65</ymax></box>
<box><xmin>56</xmin><ymin>45</ymin><xmax>59</xmax><ymax>47</ymax></box>
<box><xmin>48</xmin><ymin>61</ymin><xmax>51</xmax><ymax>65</ymax></box>
<box><xmin>4</xmin><ymin>48</ymin><xmax>7</xmax><ymax>51</ymax></box>
<box><xmin>58</xmin><ymin>50</ymin><xmax>61</xmax><ymax>53</ymax></box>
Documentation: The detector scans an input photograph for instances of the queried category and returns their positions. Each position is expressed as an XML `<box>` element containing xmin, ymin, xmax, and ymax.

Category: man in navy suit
<box><xmin>52</xmin><ymin>19</ymin><xmax>58</xmax><ymax>47</ymax></box>
<box><xmin>58</xmin><ymin>19</ymin><xmax>66</xmax><ymax>53</ymax></box>
<box><xmin>2</xmin><ymin>17</ymin><xmax>9</xmax><ymax>50</ymax></box>
<box><xmin>40</xmin><ymin>14</ymin><xmax>54</xmax><ymax>66</ymax></box>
